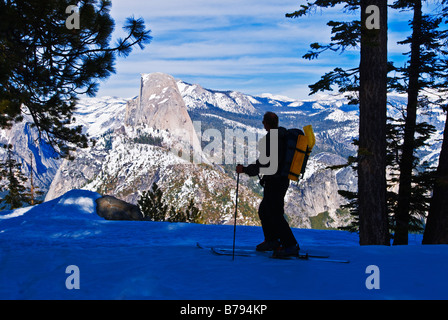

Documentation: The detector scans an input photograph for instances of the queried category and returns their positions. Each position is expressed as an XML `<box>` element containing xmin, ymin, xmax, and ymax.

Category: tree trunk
<box><xmin>423</xmin><ymin>113</ymin><xmax>448</xmax><ymax>244</ymax></box>
<box><xmin>358</xmin><ymin>0</ymin><xmax>389</xmax><ymax>245</ymax></box>
<box><xmin>393</xmin><ymin>0</ymin><xmax>422</xmax><ymax>245</ymax></box>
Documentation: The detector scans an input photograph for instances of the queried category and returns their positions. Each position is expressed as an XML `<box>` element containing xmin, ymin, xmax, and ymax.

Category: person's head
<box><xmin>262</xmin><ymin>112</ymin><xmax>278</xmax><ymax>131</ymax></box>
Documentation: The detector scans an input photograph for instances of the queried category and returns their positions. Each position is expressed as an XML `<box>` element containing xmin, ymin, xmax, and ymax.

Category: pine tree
<box><xmin>337</xmin><ymin>189</ymin><xmax>359</xmax><ymax>232</ymax></box>
<box><xmin>166</xmin><ymin>206</ymin><xmax>183</xmax><ymax>223</ymax></box>
<box><xmin>357</xmin><ymin>0</ymin><xmax>389</xmax><ymax>245</ymax></box>
<box><xmin>387</xmin><ymin>115</ymin><xmax>437</xmax><ymax>234</ymax></box>
<box><xmin>138</xmin><ymin>183</ymin><xmax>203</xmax><ymax>223</ymax></box>
<box><xmin>138</xmin><ymin>182</ymin><xmax>168</xmax><ymax>221</ymax></box>
<box><xmin>27</xmin><ymin>151</ymin><xmax>44</xmax><ymax>205</ymax></box>
<box><xmin>288</xmin><ymin>1</ymin><xmax>447</xmax><ymax>244</ymax></box>
<box><xmin>185</xmin><ymin>198</ymin><xmax>202</xmax><ymax>224</ymax></box>
<box><xmin>423</xmin><ymin>109</ymin><xmax>448</xmax><ymax>244</ymax></box>
<box><xmin>423</xmin><ymin>2</ymin><xmax>448</xmax><ymax>243</ymax></box>
<box><xmin>286</xmin><ymin>1</ymin><xmax>361</xmax><ymax>102</ymax></box>
<box><xmin>287</xmin><ymin>0</ymin><xmax>389</xmax><ymax>244</ymax></box>
<box><xmin>389</xmin><ymin>0</ymin><xmax>447</xmax><ymax>244</ymax></box>
<box><xmin>0</xmin><ymin>0</ymin><xmax>152</xmax><ymax>158</ymax></box>
<box><xmin>337</xmin><ymin>115</ymin><xmax>437</xmax><ymax>235</ymax></box>
<box><xmin>0</xmin><ymin>144</ymin><xmax>29</xmax><ymax>210</ymax></box>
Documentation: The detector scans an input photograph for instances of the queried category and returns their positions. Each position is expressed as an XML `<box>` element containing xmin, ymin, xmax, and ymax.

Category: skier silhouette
<box><xmin>236</xmin><ymin>112</ymin><xmax>299</xmax><ymax>257</ymax></box>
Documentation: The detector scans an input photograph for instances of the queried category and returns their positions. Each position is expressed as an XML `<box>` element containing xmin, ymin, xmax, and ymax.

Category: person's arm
<box><xmin>236</xmin><ymin>132</ymin><xmax>272</xmax><ymax>176</ymax></box>
<box><xmin>236</xmin><ymin>163</ymin><xmax>260</xmax><ymax>176</ymax></box>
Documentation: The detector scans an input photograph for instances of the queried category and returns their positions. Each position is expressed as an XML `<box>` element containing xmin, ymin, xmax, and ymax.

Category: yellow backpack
<box><xmin>283</xmin><ymin>125</ymin><xmax>315</xmax><ymax>181</ymax></box>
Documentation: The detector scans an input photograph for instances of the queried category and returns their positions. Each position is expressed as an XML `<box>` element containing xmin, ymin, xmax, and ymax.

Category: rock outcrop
<box><xmin>96</xmin><ymin>195</ymin><xmax>143</xmax><ymax>220</ymax></box>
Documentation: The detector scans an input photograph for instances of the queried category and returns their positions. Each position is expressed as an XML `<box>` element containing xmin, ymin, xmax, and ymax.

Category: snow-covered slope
<box><xmin>177</xmin><ymin>80</ymin><xmax>257</xmax><ymax>114</ymax></box>
<box><xmin>1</xmin><ymin>190</ymin><xmax>447</xmax><ymax>300</ymax></box>
<box><xmin>73</xmin><ymin>96</ymin><xmax>128</xmax><ymax>138</ymax></box>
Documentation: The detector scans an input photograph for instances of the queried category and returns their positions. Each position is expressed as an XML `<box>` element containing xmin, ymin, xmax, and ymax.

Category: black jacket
<box><xmin>243</xmin><ymin>127</ymin><xmax>287</xmax><ymax>179</ymax></box>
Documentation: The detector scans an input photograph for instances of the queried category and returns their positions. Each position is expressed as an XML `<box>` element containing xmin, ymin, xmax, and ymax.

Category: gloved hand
<box><xmin>236</xmin><ymin>164</ymin><xmax>244</xmax><ymax>174</ymax></box>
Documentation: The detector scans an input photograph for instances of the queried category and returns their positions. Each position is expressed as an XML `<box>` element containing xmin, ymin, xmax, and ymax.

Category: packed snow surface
<box><xmin>0</xmin><ymin>190</ymin><xmax>447</xmax><ymax>300</ymax></box>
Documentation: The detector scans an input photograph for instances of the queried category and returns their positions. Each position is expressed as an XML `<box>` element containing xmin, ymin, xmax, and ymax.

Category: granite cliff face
<box><xmin>0</xmin><ymin>114</ymin><xmax>61</xmax><ymax>203</ymax></box>
<box><xmin>125</xmin><ymin>73</ymin><xmax>201</xmax><ymax>153</ymax></box>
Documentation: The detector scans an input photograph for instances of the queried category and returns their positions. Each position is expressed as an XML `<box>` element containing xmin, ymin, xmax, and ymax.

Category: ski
<box><xmin>197</xmin><ymin>242</ymin><xmax>330</xmax><ymax>259</ymax></box>
<box><xmin>212</xmin><ymin>247</ymin><xmax>330</xmax><ymax>259</ymax></box>
<box><xmin>271</xmin><ymin>253</ymin><xmax>350</xmax><ymax>263</ymax></box>
<box><xmin>211</xmin><ymin>247</ymin><xmax>258</xmax><ymax>257</ymax></box>
<box><xmin>210</xmin><ymin>247</ymin><xmax>349</xmax><ymax>263</ymax></box>
<box><xmin>199</xmin><ymin>242</ymin><xmax>348</xmax><ymax>263</ymax></box>
<box><xmin>198</xmin><ymin>243</ymin><xmax>260</xmax><ymax>257</ymax></box>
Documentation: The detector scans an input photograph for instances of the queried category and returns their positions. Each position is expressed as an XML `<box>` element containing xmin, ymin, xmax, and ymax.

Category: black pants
<box><xmin>258</xmin><ymin>176</ymin><xmax>297</xmax><ymax>248</ymax></box>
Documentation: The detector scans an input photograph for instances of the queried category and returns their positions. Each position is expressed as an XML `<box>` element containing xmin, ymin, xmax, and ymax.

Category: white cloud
<box><xmin>97</xmin><ymin>0</ymin><xmax>428</xmax><ymax>100</ymax></box>
<box><xmin>110</xmin><ymin>0</ymin><xmax>310</xmax><ymax>20</ymax></box>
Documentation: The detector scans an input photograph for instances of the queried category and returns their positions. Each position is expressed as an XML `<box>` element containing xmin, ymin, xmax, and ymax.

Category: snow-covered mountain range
<box><xmin>1</xmin><ymin>72</ymin><xmax>445</xmax><ymax>229</ymax></box>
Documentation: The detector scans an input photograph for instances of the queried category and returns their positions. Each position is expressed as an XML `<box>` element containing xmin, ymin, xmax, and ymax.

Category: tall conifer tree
<box><xmin>0</xmin><ymin>0</ymin><xmax>152</xmax><ymax>158</ymax></box>
<box><xmin>0</xmin><ymin>144</ymin><xmax>29</xmax><ymax>209</ymax></box>
<box><xmin>390</xmin><ymin>0</ymin><xmax>446</xmax><ymax>244</ymax></box>
<box><xmin>358</xmin><ymin>0</ymin><xmax>389</xmax><ymax>245</ymax></box>
<box><xmin>287</xmin><ymin>0</ymin><xmax>389</xmax><ymax>244</ymax></box>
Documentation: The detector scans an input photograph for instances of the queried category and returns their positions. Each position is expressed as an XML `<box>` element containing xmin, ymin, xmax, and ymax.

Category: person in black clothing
<box><xmin>236</xmin><ymin>112</ymin><xmax>299</xmax><ymax>257</ymax></box>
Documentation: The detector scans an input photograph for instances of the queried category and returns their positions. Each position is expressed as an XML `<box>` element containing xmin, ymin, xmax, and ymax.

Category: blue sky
<box><xmin>95</xmin><ymin>0</ymin><xmax>432</xmax><ymax>100</ymax></box>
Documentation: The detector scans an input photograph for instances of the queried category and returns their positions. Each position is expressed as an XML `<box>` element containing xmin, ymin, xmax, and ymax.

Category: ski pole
<box><xmin>232</xmin><ymin>172</ymin><xmax>240</xmax><ymax>261</ymax></box>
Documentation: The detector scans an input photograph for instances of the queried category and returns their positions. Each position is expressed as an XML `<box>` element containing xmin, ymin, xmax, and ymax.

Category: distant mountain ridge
<box><xmin>1</xmin><ymin>73</ymin><xmax>445</xmax><ymax>229</ymax></box>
